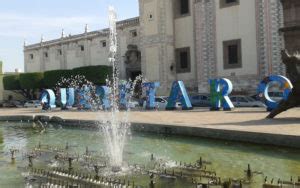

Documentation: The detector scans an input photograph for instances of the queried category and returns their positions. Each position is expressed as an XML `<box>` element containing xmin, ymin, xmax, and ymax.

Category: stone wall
<box><xmin>194</xmin><ymin>0</ymin><xmax>217</xmax><ymax>93</ymax></box>
<box><xmin>24</xmin><ymin>18</ymin><xmax>140</xmax><ymax>81</ymax></box>
<box><xmin>281</xmin><ymin>0</ymin><xmax>300</xmax><ymax>53</ymax></box>
<box><xmin>256</xmin><ymin>0</ymin><xmax>285</xmax><ymax>78</ymax></box>
<box><xmin>193</xmin><ymin>0</ymin><xmax>285</xmax><ymax>94</ymax></box>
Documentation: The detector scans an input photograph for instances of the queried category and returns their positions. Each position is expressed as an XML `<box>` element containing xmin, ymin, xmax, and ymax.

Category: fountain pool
<box><xmin>0</xmin><ymin>121</ymin><xmax>300</xmax><ymax>187</ymax></box>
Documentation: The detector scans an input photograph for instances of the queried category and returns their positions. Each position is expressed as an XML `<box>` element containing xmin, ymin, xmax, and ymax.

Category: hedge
<box><xmin>3</xmin><ymin>65</ymin><xmax>112</xmax><ymax>90</ymax></box>
<box><xmin>72</xmin><ymin>65</ymin><xmax>112</xmax><ymax>85</ymax></box>
<box><xmin>44</xmin><ymin>69</ymin><xmax>72</xmax><ymax>88</ymax></box>
<box><xmin>19</xmin><ymin>72</ymin><xmax>44</xmax><ymax>89</ymax></box>
<box><xmin>3</xmin><ymin>74</ymin><xmax>21</xmax><ymax>90</ymax></box>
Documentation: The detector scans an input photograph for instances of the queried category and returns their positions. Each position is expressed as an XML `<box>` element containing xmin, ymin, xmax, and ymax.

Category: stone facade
<box><xmin>194</xmin><ymin>0</ymin><xmax>217</xmax><ymax>93</ymax></box>
<box><xmin>280</xmin><ymin>0</ymin><xmax>300</xmax><ymax>53</ymax></box>
<box><xmin>256</xmin><ymin>0</ymin><xmax>285</xmax><ymax>78</ymax></box>
<box><xmin>24</xmin><ymin>0</ymin><xmax>286</xmax><ymax>95</ymax></box>
<box><xmin>24</xmin><ymin>18</ymin><xmax>140</xmax><ymax>80</ymax></box>
<box><xmin>193</xmin><ymin>0</ymin><xmax>284</xmax><ymax>94</ymax></box>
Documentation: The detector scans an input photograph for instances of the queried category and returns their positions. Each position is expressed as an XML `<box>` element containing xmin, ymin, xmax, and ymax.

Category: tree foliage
<box><xmin>3</xmin><ymin>75</ymin><xmax>21</xmax><ymax>90</ymax></box>
<box><xmin>2</xmin><ymin>65</ymin><xmax>112</xmax><ymax>99</ymax></box>
<box><xmin>72</xmin><ymin>65</ymin><xmax>112</xmax><ymax>85</ymax></box>
<box><xmin>44</xmin><ymin>69</ymin><xmax>72</xmax><ymax>88</ymax></box>
<box><xmin>43</xmin><ymin>66</ymin><xmax>112</xmax><ymax>88</ymax></box>
<box><xmin>19</xmin><ymin>72</ymin><xmax>44</xmax><ymax>89</ymax></box>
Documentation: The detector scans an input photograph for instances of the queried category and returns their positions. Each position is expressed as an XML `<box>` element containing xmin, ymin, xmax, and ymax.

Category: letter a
<box><xmin>166</xmin><ymin>81</ymin><xmax>193</xmax><ymax>110</ymax></box>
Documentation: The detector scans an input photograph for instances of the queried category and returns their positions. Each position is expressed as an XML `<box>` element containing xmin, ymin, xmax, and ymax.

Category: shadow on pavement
<box><xmin>205</xmin><ymin>117</ymin><xmax>300</xmax><ymax>126</ymax></box>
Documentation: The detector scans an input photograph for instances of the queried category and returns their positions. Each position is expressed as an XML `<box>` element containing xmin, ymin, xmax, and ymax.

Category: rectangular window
<box><xmin>223</xmin><ymin>39</ymin><xmax>242</xmax><ymax>69</ymax></box>
<box><xmin>80</xmin><ymin>45</ymin><xmax>85</xmax><ymax>51</ymax></box>
<box><xmin>29</xmin><ymin>54</ymin><xmax>34</xmax><ymax>60</ymax></box>
<box><xmin>130</xmin><ymin>30</ymin><xmax>137</xmax><ymax>37</ymax></box>
<box><xmin>44</xmin><ymin>52</ymin><xmax>48</xmax><ymax>58</ymax></box>
<box><xmin>176</xmin><ymin>47</ymin><xmax>191</xmax><ymax>73</ymax></box>
<box><xmin>180</xmin><ymin>0</ymin><xmax>189</xmax><ymax>15</ymax></box>
<box><xmin>226</xmin><ymin>0</ymin><xmax>237</xmax><ymax>3</ymax></box>
<box><xmin>220</xmin><ymin>0</ymin><xmax>239</xmax><ymax>8</ymax></box>
<box><xmin>175</xmin><ymin>0</ymin><xmax>190</xmax><ymax>17</ymax></box>
<box><xmin>58</xmin><ymin>49</ymin><xmax>62</xmax><ymax>55</ymax></box>
<box><xmin>101</xmin><ymin>40</ymin><xmax>107</xmax><ymax>47</ymax></box>
<box><xmin>228</xmin><ymin>45</ymin><xmax>238</xmax><ymax>64</ymax></box>
<box><xmin>180</xmin><ymin>51</ymin><xmax>188</xmax><ymax>69</ymax></box>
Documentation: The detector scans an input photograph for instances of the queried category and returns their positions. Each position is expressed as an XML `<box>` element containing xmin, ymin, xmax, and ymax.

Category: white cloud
<box><xmin>0</xmin><ymin>12</ymin><xmax>107</xmax><ymax>40</ymax></box>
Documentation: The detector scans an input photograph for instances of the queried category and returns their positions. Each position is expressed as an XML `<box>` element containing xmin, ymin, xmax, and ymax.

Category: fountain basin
<box><xmin>0</xmin><ymin>121</ymin><xmax>300</xmax><ymax>187</ymax></box>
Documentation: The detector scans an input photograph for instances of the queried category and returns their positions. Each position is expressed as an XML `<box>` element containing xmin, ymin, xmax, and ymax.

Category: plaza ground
<box><xmin>0</xmin><ymin>107</ymin><xmax>299</xmax><ymax>135</ymax></box>
<box><xmin>0</xmin><ymin>107</ymin><xmax>299</xmax><ymax>148</ymax></box>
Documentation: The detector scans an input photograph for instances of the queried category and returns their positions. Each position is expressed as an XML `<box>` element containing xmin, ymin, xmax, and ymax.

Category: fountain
<box><xmin>0</xmin><ymin>120</ymin><xmax>299</xmax><ymax>187</ymax></box>
<box><xmin>1</xmin><ymin>6</ymin><xmax>300</xmax><ymax>188</ymax></box>
<box><xmin>100</xmin><ymin>6</ymin><xmax>141</xmax><ymax>171</ymax></box>
<box><xmin>100</xmin><ymin>6</ymin><xmax>127</xmax><ymax>170</ymax></box>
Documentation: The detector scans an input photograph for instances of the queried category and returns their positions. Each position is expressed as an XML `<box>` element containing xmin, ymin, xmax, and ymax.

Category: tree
<box><xmin>3</xmin><ymin>75</ymin><xmax>21</xmax><ymax>90</ymax></box>
<box><xmin>2</xmin><ymin>74</ymin><xmax>26</xmax><ymax>99</ymax></box>
<box><xmin>19</xmin><ymin>72</ymin><xmax>44</xmax><ymax>99</ymax></box>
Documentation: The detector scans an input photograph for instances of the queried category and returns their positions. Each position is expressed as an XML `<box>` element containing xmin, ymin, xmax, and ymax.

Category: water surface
<box><xmin>0</xmin><ymin>122</ymin><xmax>299</xmax><ymax>187</ymax></box>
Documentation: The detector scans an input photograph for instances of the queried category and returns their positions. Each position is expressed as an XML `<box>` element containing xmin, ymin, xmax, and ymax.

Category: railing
<box><xmin>117</xmin><ymin>17</ymin><xmax>139</xmax><ymax>28</ymax></box>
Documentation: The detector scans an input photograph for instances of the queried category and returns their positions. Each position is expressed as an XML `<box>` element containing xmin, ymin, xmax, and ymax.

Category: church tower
<box><xmin>139</xmin><ymin>0</ymin><xmax>176</xmax><ymax>95</ymax></box>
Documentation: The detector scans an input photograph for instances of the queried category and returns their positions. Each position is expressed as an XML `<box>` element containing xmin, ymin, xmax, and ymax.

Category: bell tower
<box><xmin>139</xmin><ymin>0</ymin><xmax>176</xmax><ymax>95</ymax></box>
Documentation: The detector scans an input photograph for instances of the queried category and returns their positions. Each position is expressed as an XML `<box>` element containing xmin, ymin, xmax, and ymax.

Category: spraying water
<box><xmin>101</xmin><ymin>6</ymin><xmax>128</xmax><ymax>170</ymax></box>
<box><xmin>100</xmin><ymin>6</ymin><xmax>146</xmax><ymax>172</ymax></box>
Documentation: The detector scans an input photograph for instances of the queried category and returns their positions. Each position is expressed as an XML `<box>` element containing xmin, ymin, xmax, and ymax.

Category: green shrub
<box><xmin>4</xmin><ymin>65</ymin><xmax>112</xmax><ymax>91</ymax></box>
<box><xmin>3</xmin><ymin>74</ymin><xmax>21</xmax><ymax>90</ymax></box>
<box><xmin>44</xmin><ymin>69</ymin><xmax>72</xmax><ymax>88</ymax></box>
<box><xmin>19</xmin><ymin>72</ymin><xmax>44</xmax><ymax>89</ymax></box>
<box><xmin>72</xmin><ymin>65</ymin><xmax>112</xmax><ymax>85</ymax></box>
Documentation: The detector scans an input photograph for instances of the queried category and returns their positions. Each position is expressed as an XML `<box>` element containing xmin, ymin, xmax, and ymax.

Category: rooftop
<box><xmin>24</xmin><ymin>17</ymin><xmax>139</xmax><ymax>51</ymax></box>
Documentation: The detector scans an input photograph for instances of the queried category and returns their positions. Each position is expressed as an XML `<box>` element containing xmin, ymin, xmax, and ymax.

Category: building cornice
<box><xmin>24</xmin><ymin>17</ymin><xmax>140</xmax><ymax>51</ymax></box>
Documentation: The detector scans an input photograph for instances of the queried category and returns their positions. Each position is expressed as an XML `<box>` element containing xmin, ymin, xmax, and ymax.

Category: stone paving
<box><xmin>0</xmin><ymin>107</ymin><xmax>299</xmax><ymax>136</ymax></box>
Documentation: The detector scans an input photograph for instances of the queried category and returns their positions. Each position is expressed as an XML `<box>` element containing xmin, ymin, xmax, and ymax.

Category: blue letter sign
<box><xmin>77</xmin><ymin>86</ymin><xmax>92</xmax><ymax>110</ymax></box>
<box><xmin>143</xmin><ymin>82</ymin><xmax>160</xmax><ymax>109</ymax></box>
<box><xmin>209</xmin><ymin>78</ymin><xmax>234</xmax><ymax>111</ymax></box>
<box><xmin>60</xmin><ymin>88</ymin><xmax>75</xmax><ymax>109</ymax></box>
<box><xmin>40</xmin><ymin>89</ymin><xmax>56</xmax><ymax>110</ymax></box>
<box><xmin>119</xmin><ymin>82</ymin><xmax>127</xmax><ymax>110</ymax></box>
<box><xmin>96</xmin><ymin>86</ymin><xmax>111</xmax><ymax>110</ymax></box>
<box><xmin>257</xmin><ymin>75</ymin><xmax>293</xmax><ymax>111</ymax></box>
<box><xmin>166</xmin><ymin>81</ymin><xmax>193</xmax><ymax>110</ymax></box>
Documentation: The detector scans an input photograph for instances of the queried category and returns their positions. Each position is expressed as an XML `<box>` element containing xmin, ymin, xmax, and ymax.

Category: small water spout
<box><xmin>85</xmin><ymin>146</ymin><xmax>89</xmax><ymax>156</ymax></box>
<box><xmin>94</xmin><ymin>165</ymin><xmax>99</xmax><ymax>180</ymax></box>
<box><xmin>246</xmin><ymin>164</ymin><xmax>252</xmax><ymax>178</ymax></box>
<box><xmin>28</xmin><ymin>155</ymin><xmax>33</xmax><ymax>168</ymax></box>
<box><xmin>68</xmin><ymin>157</ymin><xmax>74</xmax><ymax>172</ymax></box>
<box><xmin>151</xmin><ymin>154</ymin><xmax>154</xmax><ymax>161</ymax></box>
<box><xmin>10</xmin><ymin>148</ymin><xmax>18</xmax><ymax>161</ymax></box>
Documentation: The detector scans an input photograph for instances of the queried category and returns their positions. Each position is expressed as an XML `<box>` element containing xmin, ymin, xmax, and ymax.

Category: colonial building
<box><xmin>280</xmin><ymin>0</ymin><xmax>300</xmax><ymax>53</ymax></box>
<box><xmin>24</xmin><ymin>0</ymin><xmax>285</xmax><ymax>95</ymax></box>
<box><xmin>24</xmin><ymin>18</ymin><xmax>140</xmax><ymax>81</ymax></box>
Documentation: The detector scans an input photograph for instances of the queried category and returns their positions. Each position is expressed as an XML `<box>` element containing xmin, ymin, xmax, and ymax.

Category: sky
<box><xmin>0</xmin><ymin>0</ymin><xmax>139</xmax><ymax>72</ymax></box>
